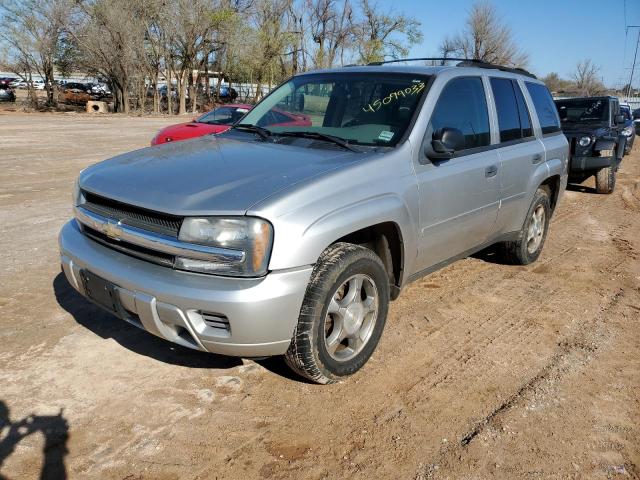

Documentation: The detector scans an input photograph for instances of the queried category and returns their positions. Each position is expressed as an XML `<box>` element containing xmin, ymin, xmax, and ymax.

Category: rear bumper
<box><xmin>59</xmin><ymin>220</ymin><xmax>312</xmax><ymax>357</ymax></box>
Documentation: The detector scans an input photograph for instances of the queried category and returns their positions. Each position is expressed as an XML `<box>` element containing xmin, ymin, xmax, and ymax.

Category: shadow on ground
<box><xmin>566</xmin><ymin>183</ymin><xmax>598</xmax><ymax>194</ymax></box>
<box><xmin>0</xmin><ymin>401</ymin><xmax>68</xmax><ymax>480</ymax></box>
<box><xmin>52</xmin><ymin>273</ymin><xmax>242</xmax><ymax>369</ymax></box>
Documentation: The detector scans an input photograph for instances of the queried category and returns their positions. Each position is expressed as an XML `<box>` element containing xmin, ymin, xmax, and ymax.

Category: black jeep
<box><xmin>555</xmin><ymin>96</ymin><xmax>626</xmax><ymax>194</ymax></box>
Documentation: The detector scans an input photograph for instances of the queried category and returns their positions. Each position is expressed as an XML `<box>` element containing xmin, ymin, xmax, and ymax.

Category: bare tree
<box><xmin>161</xmin><ymin>0</ymin><xmax>227</xmax><ymax>115</ymax></box>
<box><xmin>572</xmin><ymin>59</ymin><xmax>604</xmax><ymax>96</ymax></box>
<box><xmin>70</xmin><ymin>0</ymin><xmax>149</xmax><ymax>113</ymax></box>
<box><xmin>307</xmin><ymin>0</ymin><xmax>353</xmax><ymax>69</ymax></box>
<box><xmin>249</xmin><ymin>0</ymin><xmax>294</xmax><ymax>100</ymax></box>
<box><xmin>440</xmin><ymin>1</ymin><xmax>528</xmax><ymax>68</ymax></box>
<box><xmin>0</xmin><ymin>0</ymin><xmax>73</xmax><ymax>108</ymax></box>
<box><xmin>353</xmin><ymin>0</ymin><xmax>422</xmax><ymax>64</ymax></box>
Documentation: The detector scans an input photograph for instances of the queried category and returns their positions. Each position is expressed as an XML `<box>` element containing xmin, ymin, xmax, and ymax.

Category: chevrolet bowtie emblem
<box><xmin>102</xmin><ymin>220</ymin><xmax>123</xmax><ymax>240</ymax></box>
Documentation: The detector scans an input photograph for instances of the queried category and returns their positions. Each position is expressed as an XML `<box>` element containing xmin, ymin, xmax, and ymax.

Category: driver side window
<box><xmin>427</xmin><ymin>77</ymin><xmax>491</xmax><ymax>152</ymax></box>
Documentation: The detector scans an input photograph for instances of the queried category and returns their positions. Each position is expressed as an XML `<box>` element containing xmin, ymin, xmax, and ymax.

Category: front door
<box><xmin>414</xmin><ymin>76</ymin><xmax>500</xmax><ymax>272</ymax></box>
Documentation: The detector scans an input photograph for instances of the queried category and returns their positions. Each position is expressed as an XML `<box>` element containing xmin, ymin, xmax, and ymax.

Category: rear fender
<box><xmin>511</xmin><ymin>162</ymin><xmax>552</xmax><ymax>229</ymax></box>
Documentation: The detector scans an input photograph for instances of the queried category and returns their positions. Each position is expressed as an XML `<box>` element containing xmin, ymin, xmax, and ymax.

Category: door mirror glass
<box><xmin>615</xmin><ymin>114</ymin><xmax>625</xmax><ymax>125</ymax></box>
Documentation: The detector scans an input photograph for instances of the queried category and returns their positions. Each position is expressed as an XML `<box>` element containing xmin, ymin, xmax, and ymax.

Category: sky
<box><xmin>391</xmin><ymin>0</ymin><xmax>640</xmax><ymax>88</ymax></box>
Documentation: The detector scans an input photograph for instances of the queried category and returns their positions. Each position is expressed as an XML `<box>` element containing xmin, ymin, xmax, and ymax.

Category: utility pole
<box><xmin>626</xmin><ymin>25</ymin><xmax>640</xmax><ymax>99</ymax></box>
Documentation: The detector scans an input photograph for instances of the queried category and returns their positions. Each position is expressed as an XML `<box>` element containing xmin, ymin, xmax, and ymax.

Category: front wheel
<box><xmin>285</xmin><ymin>243</ymin><xmax>390</xmax><ymax>384</ymax></box>
<box><xmin>595</xmin><ymin>164</ymin><xmax>616</xmax><ymax>194</ymax></box>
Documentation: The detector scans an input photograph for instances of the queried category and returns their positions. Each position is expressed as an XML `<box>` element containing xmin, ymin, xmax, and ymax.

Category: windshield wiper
<box><xmin>278</xmin><ymin>131</ymin><xmax>360</xmax><ymax>152</ymax></box>
<box><xmin>232</xmin><ymin>123</ymin><xmax>272</xmax><ymax>140</ymax></box>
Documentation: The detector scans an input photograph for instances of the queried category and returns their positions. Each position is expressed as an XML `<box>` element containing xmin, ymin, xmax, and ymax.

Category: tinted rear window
<box><xmin>525</xmin><ymin>82</ymin><xmax>561</xmax><ymax>134</ymax></box>
<box><xmin>514</xmin><ymin>82</ymin><xmax>533</xmax><ymax>138</ymax></box>
<box><xmin>490</xmin><ymin>78</ymin><xmax>522</xmax><ymax>142</ymax></box>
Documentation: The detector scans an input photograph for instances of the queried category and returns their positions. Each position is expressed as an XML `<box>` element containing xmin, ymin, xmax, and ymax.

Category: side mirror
<box><xmin>426</xmin><ymin>127</ymin><xmax>465</xmax><ymax>159</ymax></box>
<box><xmin>615</xmin><ymin>114</ymin><xmax>626</xmax><ymax>125</ymax></box>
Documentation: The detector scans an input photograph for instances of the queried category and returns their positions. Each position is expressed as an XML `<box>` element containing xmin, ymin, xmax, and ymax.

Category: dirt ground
<box><xmin>0</xmin><ymin>111</ymin><xmax>639</xmax><ymax>480</ymax></box>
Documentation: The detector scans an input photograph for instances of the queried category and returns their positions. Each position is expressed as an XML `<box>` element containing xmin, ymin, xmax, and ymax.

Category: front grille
<box><xmin>83</xmin><ymin>225</ymin><xmax>175</xmax><ymax>268</ymax></box>
<box><xmin>82</xmin><ymin>190</ymin><xmax>182</xmax><ymax>237</ymax></box>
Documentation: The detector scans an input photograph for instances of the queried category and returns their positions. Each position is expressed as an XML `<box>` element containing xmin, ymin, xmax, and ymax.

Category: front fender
<box><xmin>267</xmin><ymin>194</ymin><xmax>416</xmax><ymax>278</ymax></box>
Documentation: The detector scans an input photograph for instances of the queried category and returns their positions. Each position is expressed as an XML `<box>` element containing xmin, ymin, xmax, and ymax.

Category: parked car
<box><xmin>619</xmin><ymin>103</ymin><xmax>636</xmax><ymax>154</ymax></box>
<box><xmin>58</xmin><ymin>82</ymin><xmax>94</xmax><ymax>105</ymax></box>
<box><xmin>151</xmin><ymin>105</ymin><xmax>311</xmax><ymax>146</ymax></box>
<box><xmin>59</xmin><ymin>60</ymin><xmax>568</xmax><ymax>384</ymax></box>
<box><xmin>158</xmin><ymin>85</ymin><xmax>189</xmax><ymax>99</ymax></box>
<box><xmin>9</xmin><ymin>79</ymin><xmax>27</xmax><ymax>89</ymax></box>
<box><xmin>151</xmin><ymin>104</ymin><xmax>252</xmax><ymax>145</ymax></box>
<box><xmin>0</xmin><ymin>77</ymin><xmax>17</xmax><ymax>87</ymax></box>
<box><xmin>89</xmin><ymin>83</ymin><xmax>111</xmax><ymax>96</ymax></box>
<box><xmin>555</xmin><ymin>96</ymin><xmax>626</xmax><ymax>193</ymax></box>
<box><xmin>210</xmin><ymin>85</ymin><xmax>238</xmax><ymax>102</ymax></box>
<box><xmin>633</xmin><ymin>107</ymin><xmax>640</xmax><ymax>135</ymax></box>
<box><xmin>0</xmin><ymin>85</ymin><xmax>16</xmax><ymax>102</ymax></box>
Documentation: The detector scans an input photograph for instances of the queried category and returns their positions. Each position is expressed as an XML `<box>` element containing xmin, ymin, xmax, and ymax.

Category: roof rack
<box><xmin>366</xmin><ymin>57</ymin><xmax>537</xmax><ymax>79</ymax></box>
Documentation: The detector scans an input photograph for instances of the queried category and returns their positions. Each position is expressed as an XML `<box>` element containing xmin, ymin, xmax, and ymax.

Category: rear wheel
<box><xmin>285</xmin><ymin>243</ymin><xmax>389</xmax><ymax>384</ymax></box>
<box><xmin>501</xmin><ymin>187</ymin><xmax>551</xmax><ymax>265</ymax></box>
<box><xmin>595</xmin><ymin>164</ymin><xmax>616</xmax><ymax>194</ymax></box>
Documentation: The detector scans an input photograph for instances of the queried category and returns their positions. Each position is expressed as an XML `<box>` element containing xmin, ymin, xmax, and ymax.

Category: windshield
<box><xmin>239</xmin><ymin>73</ymin><xmax>430</xmax><ymax>146</ymax></box>
<box><xmin>198</xmin><ymin>106</ymin><xmax>249</xmax><ymax>125</ymax></box>
<box><xmin>555</xmin><ymin>98</ymin><xmax>608</xmax><ymax>124</ymax></box>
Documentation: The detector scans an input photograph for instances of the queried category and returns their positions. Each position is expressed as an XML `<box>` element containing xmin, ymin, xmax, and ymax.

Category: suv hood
<box><xmin>80</xmin><ymin>136</ymin><xmax>359</xmax><ymax>215</ymax></box>
<box><xmin>561</xmin><ymin>124</ymin><xmax>609</xmax><ymax>137</ymax></box>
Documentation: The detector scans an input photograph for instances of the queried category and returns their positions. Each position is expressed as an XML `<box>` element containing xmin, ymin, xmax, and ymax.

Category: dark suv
<box><xmin>555</xmin><ymin>96</ymin><xmax>626</xmax><ymax>194</ymax></box>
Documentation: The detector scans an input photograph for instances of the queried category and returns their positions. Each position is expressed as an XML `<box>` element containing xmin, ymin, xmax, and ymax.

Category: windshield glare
<box><xmin>555</xmin><ymin>99</ymin><xmax>608</xmax><ymax>124</ymax></box>
<box><xmin>240</xmin><ymin>73</ymin><xmax>430</xmax><ymax>146</ymax></box>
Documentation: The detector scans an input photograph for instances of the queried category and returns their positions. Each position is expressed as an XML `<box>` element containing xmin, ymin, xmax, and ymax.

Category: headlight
<box><xmin>622</xmin><ymin>126</ymin><xmax>634</xmax><ymax>137</ymax></box>
<box><xmin>578</xmin><ymin>136</ymin><xmax>592</xmax><ymax>147</ymax></box>
<box><xmin>72</xmin><ymin>178</ymin><xmax>84</xmax><ymax>206</ymax></box>
<box><xmin>176</xmin><ymin>217</ymin><xmax>273</xmax><ymax>276</ymax></box>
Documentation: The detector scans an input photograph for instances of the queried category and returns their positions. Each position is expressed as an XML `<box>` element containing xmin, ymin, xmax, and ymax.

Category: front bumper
<box><xmin>59</xmin><ymin>220</ymin><xmax>312</xmax><ymax>357</ymax></box>
<box><xmin>569</xmin><ymin>154</ymin><xmax>617</xmax><ymax>173</ymax></box>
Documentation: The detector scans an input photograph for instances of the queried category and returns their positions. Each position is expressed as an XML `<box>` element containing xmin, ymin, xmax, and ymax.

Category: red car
<box><xmin>151</xmin><ymin>104</ymin><xmax>312</xmax><ymax>146</ymax></box>
<box><xmin>151</xmin><ymin>104</ymin><xmax>252</xmax><ymax>146</ymax></box>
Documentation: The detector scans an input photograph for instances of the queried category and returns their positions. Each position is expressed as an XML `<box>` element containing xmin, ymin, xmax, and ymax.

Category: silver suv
<box><xmin>59</xmin><ymin>60</ymin><xmax>568</xmax><ymax>384</ymax></box>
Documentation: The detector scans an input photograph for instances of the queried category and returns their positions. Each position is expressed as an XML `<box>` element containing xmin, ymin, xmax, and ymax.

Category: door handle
<box><xmin>485</xmin><ymin>165</ymin><xmax>498</xmax><ymax>178</ymax></box>
<box><xmin>532</xmin><ymin>154</ymin><xmax>543</xmax><ymax>164</ymax></box>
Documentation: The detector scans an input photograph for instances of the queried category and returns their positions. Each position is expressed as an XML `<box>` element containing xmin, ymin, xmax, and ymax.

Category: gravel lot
<box><xmin>0</xmin><ymin>111</ymin><xmax>639</xmax><ymax>479</ymax></box>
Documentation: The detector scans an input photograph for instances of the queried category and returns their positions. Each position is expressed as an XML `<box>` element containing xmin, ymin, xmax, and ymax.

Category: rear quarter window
<box><xmin>525</xmin><ymin>82</ymin><xmax>561</xmax><ymax>135</ymax></box>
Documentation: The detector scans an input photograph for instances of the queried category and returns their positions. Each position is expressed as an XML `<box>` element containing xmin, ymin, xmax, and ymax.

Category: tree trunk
<box><xmin>177</xmin><ymin>70</ymin><xmax>187</xmax><ymax>115</ymax></box>
<box><xmin>26</xmin><ymin>71</ymin><xmax>38</xmax><ymax>109</ymax></box>
<box><xmin>122</xmin><ymin>86</ymin><xmax>130</xmax><ymax>114</ymax></box>
<box><xmin>152</xmin><ymin>72</ymin><xmax>159</xmax><ymax>114</ymax></box>
<box><xmin>190</xmin><ymin>71</ymin><xmax>197</xmax><ymax>115</ymax></box>
<box><xmin>44</xmin><ymin>62</ymin><xmax>56</xmax><ymax>108</ymax></box>
<box><xmin>167</xmin><ymin>69</ymin><xmax>173</xmax><ymax>115</ymax></box>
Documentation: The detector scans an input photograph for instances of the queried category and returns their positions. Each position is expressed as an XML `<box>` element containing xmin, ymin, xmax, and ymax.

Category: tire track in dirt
<box><xmin>414</xmin><ymin>287</ymin><xmax>629</xmax><ymax>480</ymax></box>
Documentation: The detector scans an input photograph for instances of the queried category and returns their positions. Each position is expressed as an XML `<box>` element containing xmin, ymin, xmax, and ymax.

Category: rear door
<box><xmin>489</xmin><ymin>77</ymin><xmax>543</xmax><ymax>234</ymax></box>
<box><xmin>414</xmin><ymin>76</ymin><xmax>501</xmax><ymax>272</ymax></box>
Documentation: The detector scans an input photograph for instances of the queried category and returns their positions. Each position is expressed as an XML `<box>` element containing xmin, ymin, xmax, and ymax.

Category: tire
<box><xmin>285</xmin><ymin>242</ymin><xmax>390</xmax><ymax>384</ymax></box>
<box><xmin>595</xmin><ymin>164</ymin><xmax>616</xmax><ymax>194</ymax></box>
<box><xmin>501</xmin><ymin>187</ymin><xmax>551</xmax><ymax>265</ymax></box>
